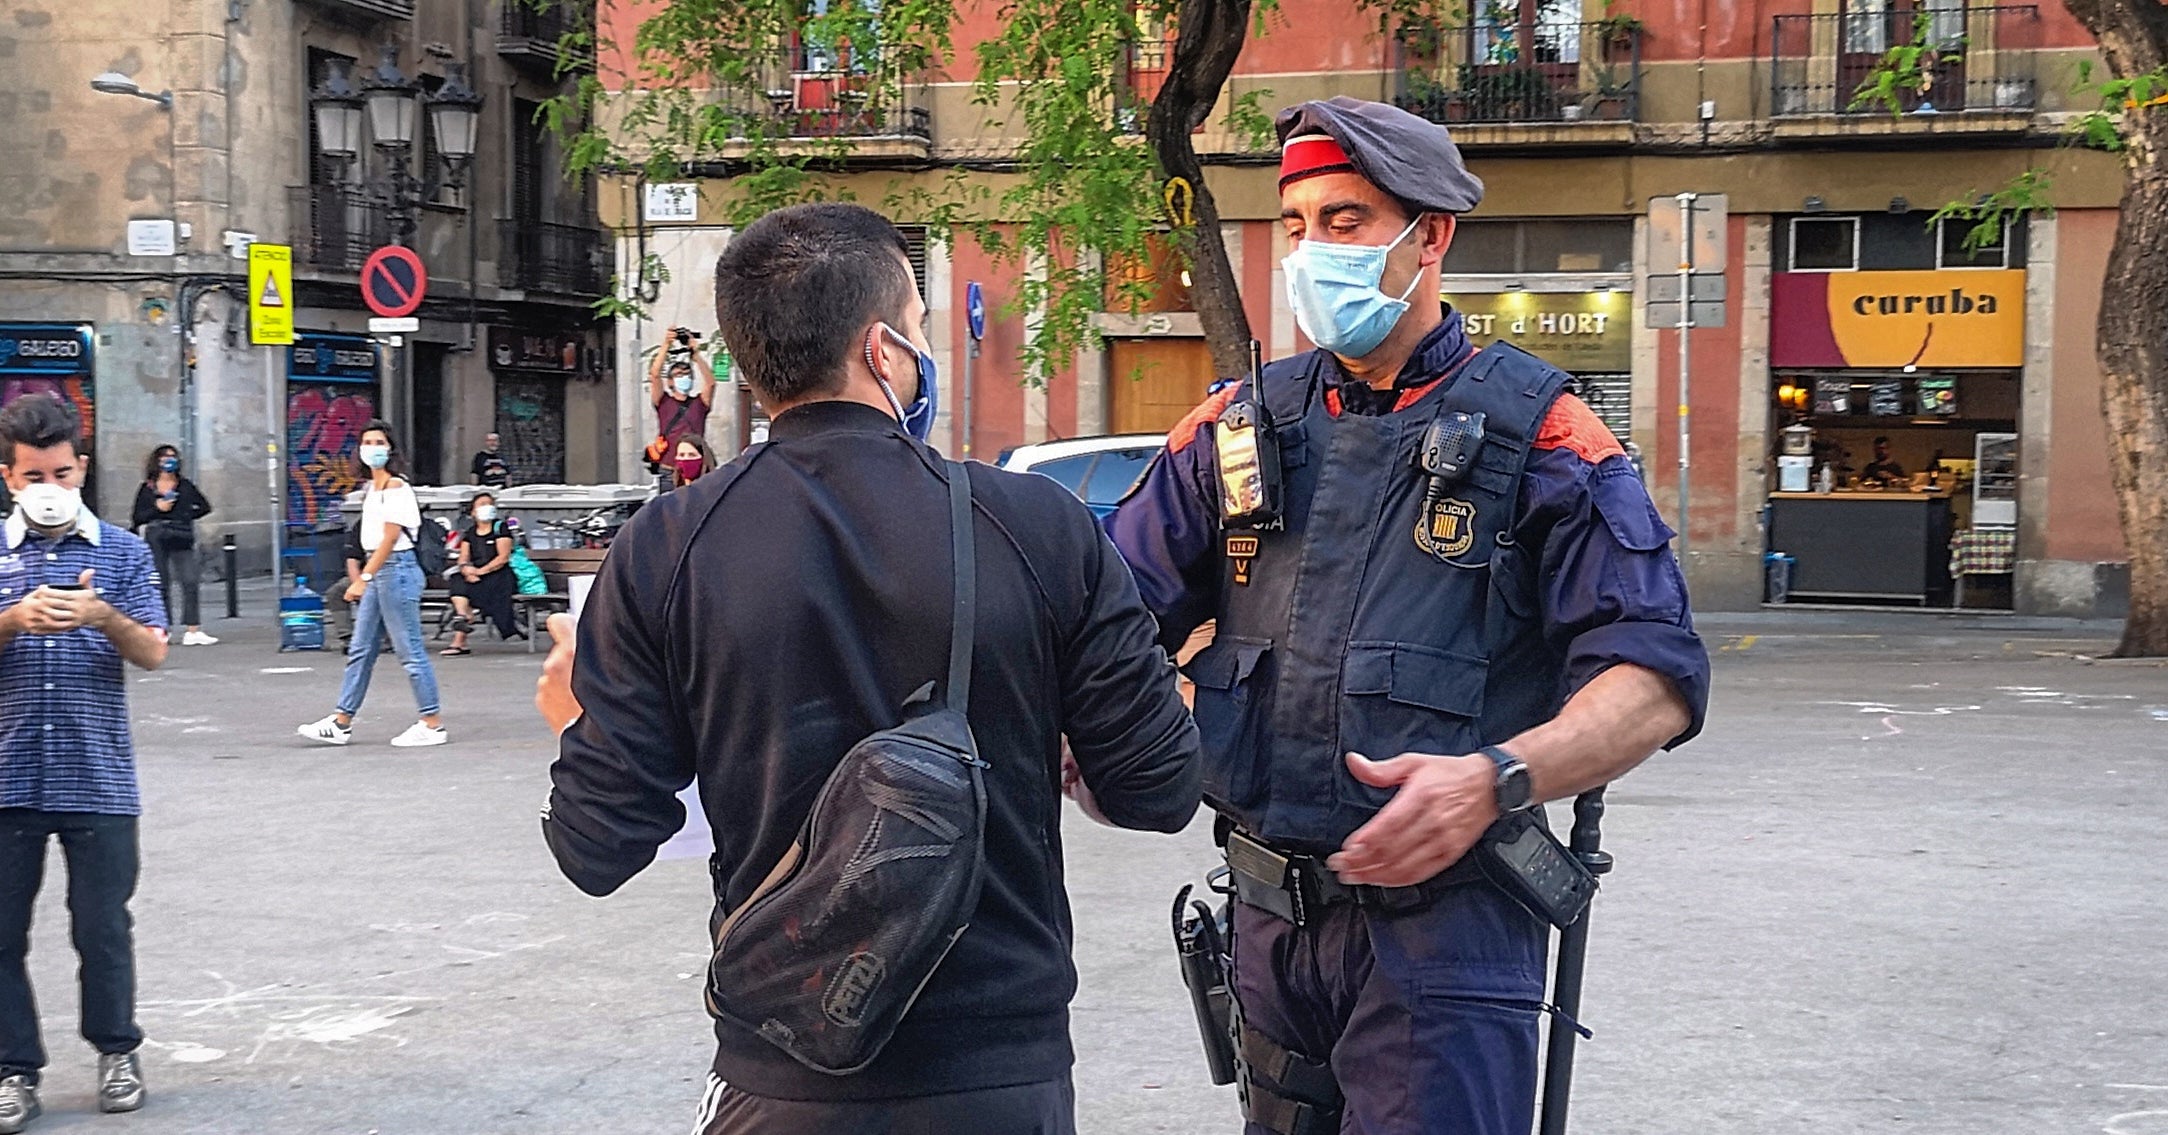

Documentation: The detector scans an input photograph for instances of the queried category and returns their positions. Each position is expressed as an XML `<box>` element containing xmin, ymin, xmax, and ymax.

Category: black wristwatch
<box><xmin>1481</xmin><ymin>745</ymin><xmax>1533</xmax><ymax>814</ymax></box>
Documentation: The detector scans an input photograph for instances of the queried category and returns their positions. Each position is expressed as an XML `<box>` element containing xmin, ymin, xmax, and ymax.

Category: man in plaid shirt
<box><xmin>0</xmin><ymin>396</ymin><xmax>168</xmax><ymax>1132</ymax></box>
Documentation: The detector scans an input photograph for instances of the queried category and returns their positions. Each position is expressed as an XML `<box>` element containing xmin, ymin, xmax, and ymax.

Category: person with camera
<box><xmin>534</xmin><ymin>203</ymin><xmax>1201</xmax><ymax>1134</ymax></box>
<box><xmin>129</xmin><ymin>444</ymin><xmax>215</xmax><ymax>647</ymax></box>
<box><xmin>644</xmin><ymin>327</ymin><xmax>716</xmax><ymax>474</ymax></box>
<box><xmin>0</xmin><ymin>395</ymin><xmax>168</xmax><ymax>1131</ymax></box>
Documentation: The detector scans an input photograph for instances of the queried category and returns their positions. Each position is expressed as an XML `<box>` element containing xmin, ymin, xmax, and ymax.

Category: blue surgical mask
<box><xmin>672</xmin><ymin>373</ymin><xmax>695</xmax><ymax>395</ymax></box>
<box><xmin>359</xmin><ymin>444</ymin><xmax>391</xmax><ymax>469</ymax></box>
<box><xmin>158</xmin><ymin>457</ymin><xmax>179</xmax><ymax>473</ymax></box>
<box><xmin>475</xmin><ymin>505</ymin><xmax>497</xmax><ymax>522</ymax></box>
<box><xmin>871</xmin><ymin>325</ymin><xmax>939</xmax><ymax>442</ymax></box>
<box><xmin>1282</xmin><ymin>217</ymin><xmax>1425</xmax><ymax>359</ymax></box>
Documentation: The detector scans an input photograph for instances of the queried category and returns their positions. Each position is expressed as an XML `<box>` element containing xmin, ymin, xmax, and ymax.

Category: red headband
<box><xmin>1279</xmin><ymin>134</ymin><xmax>1356</xmax><ymax>190</ymax></box>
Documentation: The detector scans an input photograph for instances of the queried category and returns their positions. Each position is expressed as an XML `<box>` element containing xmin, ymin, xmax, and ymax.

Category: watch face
<box><xmin>1496</xmin><ymin>762</ymin><xmax>1533</xmax><ymax>812</ymax></box>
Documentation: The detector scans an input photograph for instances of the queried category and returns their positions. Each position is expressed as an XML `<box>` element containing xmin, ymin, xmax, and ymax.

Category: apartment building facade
<box><xmin>1</xmin><ymin>0</ymin><xmax>615</xmax><ymax>564</ymax></box>
<box><xmin>599</xmin><ymin>0</ymin><xmax>2128</xmax><ymax>616</ymax></box>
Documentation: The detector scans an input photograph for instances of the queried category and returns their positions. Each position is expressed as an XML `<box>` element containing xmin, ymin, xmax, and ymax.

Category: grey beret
<box><xmin>1274</xmin><ymin>96</ymin><xmax>1484</xmax><ymax>214</ymax></box>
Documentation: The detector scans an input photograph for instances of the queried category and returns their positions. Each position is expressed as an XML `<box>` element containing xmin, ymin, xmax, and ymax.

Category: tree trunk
<box><xmin>1147</xmin><ymin>0</ymin><xmax>1257</xmax><ymax>380</ymax></box>
<box><xmin>2060</xmin><ymin>0</ymin><xmax>2168</xmax><ymax>656</ymax></box>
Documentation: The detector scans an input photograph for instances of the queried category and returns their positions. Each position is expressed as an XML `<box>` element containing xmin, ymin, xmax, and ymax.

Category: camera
<box><xmin>676</xmin><ymin>328</ymin><xmax>695</xmax><ymax>346</ymax></box>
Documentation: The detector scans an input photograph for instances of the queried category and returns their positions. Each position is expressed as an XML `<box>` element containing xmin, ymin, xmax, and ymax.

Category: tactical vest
<box><xmin>1182</xmin><ymin>343</ymin><xmax>1573</xmax><ymax>853</ymax></box>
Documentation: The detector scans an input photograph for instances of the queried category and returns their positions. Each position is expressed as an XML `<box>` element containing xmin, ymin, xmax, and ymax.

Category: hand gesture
<box><xmin>18</xmin><ymin>570</ymin><xmax>106</xmax><ymax>635</ymax></box>
<box><xmin>535</xmin><ymin>613</ymin><xmax>583</xmax><ymax>735</ymax></box>
<box><xmin>1326</xmin><ymin>751</ymin><xmax>1500</xmax><ymax>888</ymax></box>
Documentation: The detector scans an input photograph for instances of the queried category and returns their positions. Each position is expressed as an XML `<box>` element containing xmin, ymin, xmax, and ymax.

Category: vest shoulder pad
<box><xmin>1165</xmin><ymin>385</ymin><xmax>1242</xmax><ymax>455</ymax></box>
<box><xmin>1534</xmin><ymin>393</ymin><xmax>1627</xmax><ymax>465</ymax></box>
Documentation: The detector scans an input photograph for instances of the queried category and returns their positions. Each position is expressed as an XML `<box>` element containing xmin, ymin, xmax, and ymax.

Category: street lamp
<box><xmin>309</xmin><ymin>43</ymin><xmax>485</xmax><ymax>248</ymax></box>
<box><xmin>426</xmin><ymin>63</ymin><xmax>485</xmax><ymax>174</ymax></box>
<box><xmin>359</xmin><ymin>44</ymin><xmax>421</xmax><ymax>154</ymax></box>
<box><xmin>89</xmin><ymin>72</ymin><xmax>173</xmax><ymax>109</ymax></box>
<box><xmin>310</xmin><ymin>58</ymin><xmax>365</xmax><ymax>163</ymax></box>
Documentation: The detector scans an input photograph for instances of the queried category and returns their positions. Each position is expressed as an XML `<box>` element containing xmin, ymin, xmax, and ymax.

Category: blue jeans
<box><xmin>337</xmin><ymin>550</ymin><xmax>441</xmax><ymax>719</ymax></box>
<box><xmin>0</xmin><ymin>810</ymin><xmax>142</xmax><ymax>1082</ymax></box>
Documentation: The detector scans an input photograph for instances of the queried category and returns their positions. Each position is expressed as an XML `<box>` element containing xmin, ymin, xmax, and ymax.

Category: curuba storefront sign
<box><xmin>1444</xmin><ymin>291</ymin><xmax>1632</xmax><ymax>373</ymax></box>
<box><xmin>1771</xmin><ymin>269</ymin><xmax>2025</xmax><ymax>368</ymax></box>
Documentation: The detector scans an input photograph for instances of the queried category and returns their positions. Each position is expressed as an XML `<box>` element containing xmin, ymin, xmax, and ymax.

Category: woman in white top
<box><xmin>296</xmin><ymin>422</ymin><xmax>447</xmax><ymax>747</ymax></box>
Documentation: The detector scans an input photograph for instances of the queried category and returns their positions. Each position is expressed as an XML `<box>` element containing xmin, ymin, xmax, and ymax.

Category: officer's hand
<box><xmin>1327</xmin><ymin>752</ymin><xmax>1500</xmax><ymax>888</ymax></box>
<box><xmin>535</xmin><ymin>613</ymin><xmax>583</xmax><ymax>736</ymax></box>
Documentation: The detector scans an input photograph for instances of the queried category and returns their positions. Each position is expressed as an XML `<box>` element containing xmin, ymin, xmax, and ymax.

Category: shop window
<box><xmin>1936</xmin><ymin>217</ymin><xmax>2010</xmax><ymax>269</ymax></box>
<box><xmin>1442</xmin><ymin>219</ymin><xmax>1631</xmax><ymax>275</ymax></box>
<box><xmin>1790</xmin><ymin>217</ymin><xmax>1859</xmax><ymax>271</ymax></box>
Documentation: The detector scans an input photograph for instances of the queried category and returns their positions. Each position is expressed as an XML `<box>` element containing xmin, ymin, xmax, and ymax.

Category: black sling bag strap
<box><xmin>704</xmin><ymin>454</ymin><xmax>988</xmax><ymax>1076</ymax></box>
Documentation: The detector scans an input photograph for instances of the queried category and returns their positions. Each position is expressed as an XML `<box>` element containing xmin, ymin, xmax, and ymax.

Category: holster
<box><xmin>1171</xmin><ymin>881</ymin><xmax>1237</xmax><ymax>1086</ymax></box>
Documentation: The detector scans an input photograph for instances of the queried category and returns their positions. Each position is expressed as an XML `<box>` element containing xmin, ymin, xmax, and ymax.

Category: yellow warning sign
<box><xmin>249</xmin><ymin>243</ymin><xmax>294</xmax><ymax>346</ymax></box>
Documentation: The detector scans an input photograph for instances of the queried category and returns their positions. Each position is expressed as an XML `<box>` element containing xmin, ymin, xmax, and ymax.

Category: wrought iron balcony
<box><xmin>289</xmin><ymin>184</ymin><xmax>391</xmax><ymax>274</ymax></box>
<box><xmin>1771</xmin><ymin>6</ymin><xmax>2041</xmax><ymax>117</ymax></box>
<box><xmin>498</xmin><ymin>2</ymin><xmax>593</xmax><ymax>73</ymax></box>
<box><xmin>296</xmin><ymin>0</ymin><xmax>414</xmax><ymax>19</ymax></box>
<box><xmin>1393</xmin><ymin>20</ymin><xmax>1642</xmax><ymax>126</ymax></box>
<box><xmin>710</xmin><ymin>69</ymin><xmax>932</xmax><ymax>147</ymax></box>
<box><xmin>500</xmin><ymin>220</ymin><xmax>610</xmax><ymax>298</ymax></box>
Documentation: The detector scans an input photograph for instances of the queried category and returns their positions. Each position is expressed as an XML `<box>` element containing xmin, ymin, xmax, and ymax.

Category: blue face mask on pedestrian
<box><xmin>1282</xmin><ymin>217</ymin><xmax>1426</xmax><ymax>359</ymax></box>
<box><xmin>868</xmin><ymin>324</ymin><xmax>939</xmax><ymax>442</ymax></box>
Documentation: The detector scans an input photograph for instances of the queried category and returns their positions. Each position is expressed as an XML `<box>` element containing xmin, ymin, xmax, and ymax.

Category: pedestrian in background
<box><xmin>129</xmin><ymin>444</ymin><xmax>216</xmax><ymax>647</ymax></box>
<box><xmin>642</xmin><ymin>328</ymin><xmax>715</xmax><ymax>481</ymax></box>
<box><xmin>0</xmin><ymin>395</ymin><xmax>166</xmax><ymax>1131</ymax></box>
<box><xmin>669</xmin><ymin>435</ymin><xmax>716</xmax><ymax>489</ymax></box>
<box><xmin>441</xmin><ymin>491</ymin><xmax>518</xmax><ymax>656</ymax></box>
<box><xmin>470</xmin><ymin>432</ymin><xmax>510</xmax><ymax>490</ymax></box>
<box><xmin>295</xmin><ymin>421</ymin><xmax>447</xmax><ymax>748</ymax></box>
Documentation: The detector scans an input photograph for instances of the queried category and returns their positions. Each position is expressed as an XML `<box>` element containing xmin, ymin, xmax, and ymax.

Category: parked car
<box><xmin>999</xmin><ymin>434</ymin><xmax>1164</xmax><ymax>519</ymax></box>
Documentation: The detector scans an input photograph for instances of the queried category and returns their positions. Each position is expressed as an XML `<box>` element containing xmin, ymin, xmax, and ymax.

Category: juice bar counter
<box><xmin>1767</xmin><ymin>492</ymin><xmax>1955</xmax><ymax>605</ymax></box>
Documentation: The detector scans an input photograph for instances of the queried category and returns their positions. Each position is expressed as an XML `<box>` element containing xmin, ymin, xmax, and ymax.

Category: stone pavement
<box><xmin>5</xmin><ymin>597</ymin><xmax>2164</xmax><ymax>1133</ymax></box>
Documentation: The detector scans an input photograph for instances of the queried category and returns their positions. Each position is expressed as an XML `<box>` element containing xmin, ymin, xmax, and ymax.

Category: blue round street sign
<box><xmin>966</xmin><ymin>281</ymin><xmax>986</xmax><ymax>342</ymax></box>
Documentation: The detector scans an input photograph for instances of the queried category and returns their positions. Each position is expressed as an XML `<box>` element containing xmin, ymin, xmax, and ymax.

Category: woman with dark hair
<box><xmin>129</xmin><ymin>444</ymin><xmax>216</xmax><ymax>646</ymax></box>
<box><xmin>295</xmin><ymin>421</ymin><xmax>447</xmax><ymax>748</ymax></box>
<box><xmin>441</xmin><ymin>491</ymin><xmax>519</xmax><ymax>656</ymax></box>
<box><xmin>670</xmin><ymin>435</ymin><xmax>717</xmax><ymax>488</ymax></box>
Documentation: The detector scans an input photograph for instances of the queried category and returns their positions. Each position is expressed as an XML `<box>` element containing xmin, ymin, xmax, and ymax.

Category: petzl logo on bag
<box><xmin>823</xmin><ymin>951</ymin><xmax>888</xmax><ymax>1027</ymax></box>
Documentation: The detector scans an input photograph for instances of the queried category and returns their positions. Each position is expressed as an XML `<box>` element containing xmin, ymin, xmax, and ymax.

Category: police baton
<box><xmin>1538</xmin><ymin>789</ymin><xmax>1611</xmax><ymax>1135</ymax></box>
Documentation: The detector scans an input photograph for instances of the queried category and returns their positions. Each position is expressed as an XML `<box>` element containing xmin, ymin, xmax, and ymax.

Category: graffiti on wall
<box><xmin>496</xmin><ymin>379</ymin><xmax>565</xmax><ymax>486</ymax></box>
<box><xmin>287</xmin><ymin>385</ymin><xmax>377</xmax><ymax>527</ymax></box>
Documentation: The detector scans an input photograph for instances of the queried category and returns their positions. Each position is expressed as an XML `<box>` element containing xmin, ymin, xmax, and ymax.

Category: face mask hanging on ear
<box><xmin>866</xmin><ymin>325</ymin><xmax>940</xmax><ymax>442</ymax></box>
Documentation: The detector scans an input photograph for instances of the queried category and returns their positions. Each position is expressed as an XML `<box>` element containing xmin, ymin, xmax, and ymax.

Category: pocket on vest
<box><xmin>1337</xmin><ymin>642</ymin><xmax>1488</xmax><ymax>811</ymax></box>
<box><xmin>1181</xmin><ymin>636</ymin><xmax>1273</xmax><ymax>813</ymax></box>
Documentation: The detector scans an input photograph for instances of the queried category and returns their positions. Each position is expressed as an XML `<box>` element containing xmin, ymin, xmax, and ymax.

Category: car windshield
<box><xmin>1083</xmin><ymin>449</ymin><xmax>1153</xmax><ymax>505</ymax></box>
<box><xmin>1026</xmin><ymin>454</ymin><xmax>1095</xmax><ymax>494</ymax></box>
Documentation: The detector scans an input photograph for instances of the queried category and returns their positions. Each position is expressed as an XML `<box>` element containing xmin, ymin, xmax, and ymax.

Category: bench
<box><xmin>512</xmin><ymin>548</ymin><xmax>612</xmax><ymax>652</ymax></box>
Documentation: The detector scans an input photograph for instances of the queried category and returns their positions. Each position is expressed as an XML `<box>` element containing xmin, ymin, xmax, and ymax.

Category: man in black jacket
<box><xmin>535</xmin><ymin>202</ymin><xmax>1202</xmax><ymax>1134</ymax></box>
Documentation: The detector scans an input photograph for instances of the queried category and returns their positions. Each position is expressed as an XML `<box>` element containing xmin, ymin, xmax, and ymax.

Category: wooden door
<box><xmin>1108</xmin><ymin>337</ymin><xmax>1216</xmax><ymax>436</ymax></box>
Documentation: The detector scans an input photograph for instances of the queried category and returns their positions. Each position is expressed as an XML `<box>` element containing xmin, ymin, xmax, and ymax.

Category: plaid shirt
<box><xmin>0</xmin><ymin>509</ymin><xmax>166</xmax><ymax>816</ymax></box>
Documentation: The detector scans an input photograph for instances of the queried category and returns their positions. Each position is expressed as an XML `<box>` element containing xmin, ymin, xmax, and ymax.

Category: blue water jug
<box><xmin>279</xmin><ymin>575</ymin><xmax>327</xmax><ymax>652</ymax></box>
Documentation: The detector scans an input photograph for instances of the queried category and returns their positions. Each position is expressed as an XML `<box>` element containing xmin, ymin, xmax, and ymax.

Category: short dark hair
<box><xmin>0</xmin><ymin>395</ymin><xmax>84</xmax><ymax>466</ymax></box>
<box><xmin>1874</xmin><ymin>435</ymin><xmax>1890</xmax><ymax>446</ymax></box>
<box><xmin>714</xmin><ymin>202</ymin><xmax>917</xmax><ymax>406</ymax></box>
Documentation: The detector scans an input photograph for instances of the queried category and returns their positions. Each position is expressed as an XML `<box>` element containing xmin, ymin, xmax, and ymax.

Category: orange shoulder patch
<box><xmin>1533</xmin><ymin>393</ymin><xmax>1627</xmax><ymax>465</ymax></box>
<box><xmin>1166</xmin><ymin>385</ymin><xmax>1243</xmax><ymax>455</ymax></box>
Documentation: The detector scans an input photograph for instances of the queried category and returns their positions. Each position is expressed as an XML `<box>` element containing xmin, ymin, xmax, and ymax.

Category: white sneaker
<box><xmin>389</xmin><ymin>722</ymin><xmax>448</xmax><ymax>748</ymax></box>
<box><xmin>296</xmin><ymin>715</ymin><xmax>352</xmax><ymax>746</ymax></box>
<box><xmin>182</xmin><ymin>630</ymin><xmax>219</xmax><ymax>646</ymax></box>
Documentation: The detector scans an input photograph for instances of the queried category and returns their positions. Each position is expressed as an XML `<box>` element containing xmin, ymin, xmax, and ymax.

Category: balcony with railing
<box><xmin>1392</xmin><ymin>19</ymin><xmax>1641</xmax><ymax>144</ymax></box>
<box><xmin>289</xmin><ymin>184</ymin><xmax>391</xmax><ymax>275</ymax></box>
<box><xmin>296</xmin><ymin>0</ymin><xmax>413</xmax><ymax>20</ymax></box>
<box><xmin>1771</xmin><ymin>6</ymin><xmax>2040</xmax><ymax>135</ymax></box>
<box><xmin>499</xmin><ymin>220</ymin><xmax>610</xmax><ymax>298</ymax></box>
<box><xmin>499</xmin><ymin>2</ymin><xmax>593</xmax><ymax>74</ymax></box>
<box><xmin>705</xmin><ymin>48</ymin><xmax>933</xmax><ymax>162</ymax></box>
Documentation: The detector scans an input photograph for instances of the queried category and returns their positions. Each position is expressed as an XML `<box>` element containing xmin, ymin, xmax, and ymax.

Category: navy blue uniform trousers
<box><xmin>1234</xmin><ymin>880</ymin><xmax>1547</xmax><ymax>1135</ymax></box>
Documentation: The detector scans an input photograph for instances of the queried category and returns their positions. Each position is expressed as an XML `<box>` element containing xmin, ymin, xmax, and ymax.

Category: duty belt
<box><xmin>1223</xmin><ymin>829</ymin><xmax>1482</xmax><ymax>927</ymax></box>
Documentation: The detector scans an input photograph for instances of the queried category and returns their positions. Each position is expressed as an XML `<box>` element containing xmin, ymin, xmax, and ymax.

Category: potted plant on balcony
<box><xmin>1593</xmin><ymin>4</ymin><xmax>1644</xmax><ymax>62</ymax></box>
<box><xmin>1457</xmin><ymin>63</ymin><xmax>1560</xmax><ymax>122</ymax></box>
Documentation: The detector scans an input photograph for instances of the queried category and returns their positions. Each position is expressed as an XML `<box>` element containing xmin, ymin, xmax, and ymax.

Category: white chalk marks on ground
<box><xmin>1816</xmin><ymin>701</ymin><xmax>1981</xmax><ymax>741</ymax></box>
<box><xmin>138</xmin><ymin>913</ymin><xmax>558</xmax><ymax>1065</ymax></box>
<box><xmin>2103</xmin><ymin>1082</ymin><xmax>2168</xmax><ymax>1135</ymax></box>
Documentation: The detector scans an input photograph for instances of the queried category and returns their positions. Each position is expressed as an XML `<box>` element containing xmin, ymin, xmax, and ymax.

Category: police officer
<box><xmin>1106</xmin><ymin>96</ymin><xmax>1712</xmax><ymax>1135</ymax></box>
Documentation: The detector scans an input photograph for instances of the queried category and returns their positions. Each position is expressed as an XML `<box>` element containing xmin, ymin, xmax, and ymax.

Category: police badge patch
<box><xmin>1414</xmin><ymin>496</ymin><xmax>1477</xmax><ymax>559</ymax></box>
